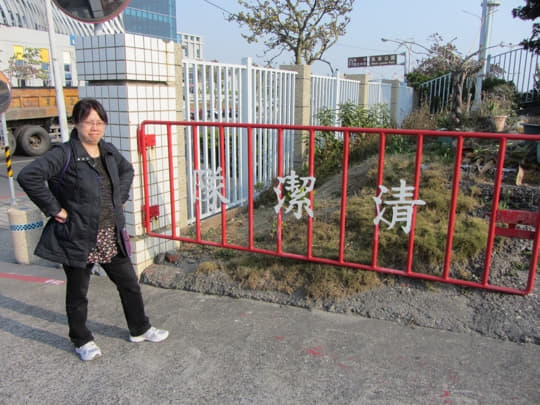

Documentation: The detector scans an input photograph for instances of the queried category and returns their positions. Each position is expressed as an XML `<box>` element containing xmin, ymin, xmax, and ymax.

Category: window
<box><xmin>64</xmin><ymin>65</ymin><xmax>72</xmax><ymax>87</ymax></box>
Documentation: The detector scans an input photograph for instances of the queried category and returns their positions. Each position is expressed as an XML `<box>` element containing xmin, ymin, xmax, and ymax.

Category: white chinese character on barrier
<box><xmin>273</xmin><ymin>170</ymin><xmax>316</xmax><ymax>219</ymax></box>
<box><xmin>195</xmin><ymin>167</ymin><xmax>229</xmax><ymax>205</ymax></box>
<box><xmin>373</xmin><ymin>179</ymin><xmax>425</xmax><ymax>234</ymax></box>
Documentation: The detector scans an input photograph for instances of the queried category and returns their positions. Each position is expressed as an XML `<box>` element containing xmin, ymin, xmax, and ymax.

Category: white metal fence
<box><xmin>183</xmin><ymin>58</ymin><xmax>413</xmax><ymax>221</ymax></box>
<box><xmin>310</xmin><ymin>74</ymin><xmax>361</xmax><ymax>125</ymax></box>
<box><xmin>182</xmin><ymin>58</ymin><xmax>297</xmax><ymax>220</ymax></box>
<box><xmin>367</xmin><ymin>81</ymin><xmax>392</xmax><ymax>106</ymax></box>
<box><xmin>310</xmin><ymin>76</ymin><xmax>412</xmax><ymax>126</ymax></box>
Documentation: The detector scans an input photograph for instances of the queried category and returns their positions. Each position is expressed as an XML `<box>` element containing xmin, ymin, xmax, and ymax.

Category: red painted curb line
<box><xmin>0</xmin><ymin>272</ymin><xmax>65</xmax><ymax>285</ymax></box>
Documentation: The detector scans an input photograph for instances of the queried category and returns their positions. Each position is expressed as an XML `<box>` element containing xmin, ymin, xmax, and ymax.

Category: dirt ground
<box><xmin>142</xmin><ymin>208</ymin><xmax>539</xmax><ymax>347</ymax></box>
<box><xmin>142</xmin><ymin>148</ymin><xmax>540</xmax><ymax>346</ymax></box>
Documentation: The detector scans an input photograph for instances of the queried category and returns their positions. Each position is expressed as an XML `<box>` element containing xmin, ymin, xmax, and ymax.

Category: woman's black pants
<box><xmin>63</xmin><ymin>254</ymin><xmax>150</xmax><ymax>348</ymax></box>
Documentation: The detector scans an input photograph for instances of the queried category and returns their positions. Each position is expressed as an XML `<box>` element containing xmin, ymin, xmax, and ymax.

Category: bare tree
<box><xmin>227</xmin><ymin>0</ymin><xmax>355</xmax><ymax>69</ymax></box>
<box><xmin>404</xmin><ymin>34</ymin><xmax>505</xmax><ymax>123</ymax></box>
<box><xmin>415</xmin><ymin>35</ymin><xmax>484</xmax><ymax>122</ymax></box>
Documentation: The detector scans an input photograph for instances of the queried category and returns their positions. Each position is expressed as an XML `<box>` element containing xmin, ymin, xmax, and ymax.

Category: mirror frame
<box><xmin>0</xmin><ymin>72</ymin><xmax>11</xmax><ymax>114</ymax></box>
<box><xmin>52</xmin><ymin>0</ymin><xmax>131</xmax><ymax>24</ymax></box>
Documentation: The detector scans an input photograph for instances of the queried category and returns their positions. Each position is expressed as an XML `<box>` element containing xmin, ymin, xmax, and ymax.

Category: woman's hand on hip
<box><xmin>54</xmin><ymin>208</ymin><xmax>68</xmax><ymax>223</ymax></box>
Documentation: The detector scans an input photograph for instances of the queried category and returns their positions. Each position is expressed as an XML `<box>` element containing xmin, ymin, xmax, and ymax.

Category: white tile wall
<box><xmin>75</xmin><ymin>33</ymin><xmax>175</xmax><ymax>82</ymax></box>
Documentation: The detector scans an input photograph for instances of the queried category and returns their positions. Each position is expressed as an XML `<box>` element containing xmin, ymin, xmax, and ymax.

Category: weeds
<box><xmin>182</xmin><ymin>150</ymin><xmax>491</xmax><ymax>300</ymax></box>
<box><xmin>310</xmin><ymin>103</ymin><xmax>392</xmax><ymax>183</ymax></box>
<box><xmin>196</xmin><ymin>261</ymin><xmax>222</xmax><ymax>273</ymax></box>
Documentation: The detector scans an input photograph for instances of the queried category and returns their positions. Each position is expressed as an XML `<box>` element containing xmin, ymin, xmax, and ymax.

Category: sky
<box><xmin>176</xmin><ymin>0</ymin><xmax>534</xmax><ymax>80</ymax></box>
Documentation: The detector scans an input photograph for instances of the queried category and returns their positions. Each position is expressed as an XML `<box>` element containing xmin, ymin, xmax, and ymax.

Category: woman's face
<box><xmin>76</xmin><ymin>108</ymin><xmax>106</xmax><ymax>146</ymax></box>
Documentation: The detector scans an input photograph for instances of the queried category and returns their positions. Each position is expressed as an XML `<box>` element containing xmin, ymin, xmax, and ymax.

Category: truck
<box><xmin>3</xmin><ymin>87</ymin><xmax>78</xmax><ymax>156</ymax></box>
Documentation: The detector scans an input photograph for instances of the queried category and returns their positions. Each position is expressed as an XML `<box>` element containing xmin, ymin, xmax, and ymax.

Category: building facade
<box><xmin>178</xmin><ymin>32</ymin><xmax>203</xmax><ymax>60</ymax></box>
<box><xmin>122</xmin><ymin>0</ymin><xmax>177</xmax><ymax>42</ymax></box>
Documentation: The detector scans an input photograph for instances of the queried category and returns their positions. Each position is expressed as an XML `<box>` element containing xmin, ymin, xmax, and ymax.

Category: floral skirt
<box><xmin>87</xmin><ymin>227</ymin><xmax>118</xmax><ymax>264</ymax></box>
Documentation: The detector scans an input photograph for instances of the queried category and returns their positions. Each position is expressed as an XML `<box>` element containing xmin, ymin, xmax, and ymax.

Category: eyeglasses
<box><xmin>81</xmin><ymin>120</ymin><xmax>106</xmax><ymax>128</ymax></box>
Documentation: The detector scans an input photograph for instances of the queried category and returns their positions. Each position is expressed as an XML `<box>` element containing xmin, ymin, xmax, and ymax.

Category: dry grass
<box><xmin>184</xmin><ymin>149</ymin><xmax>505</xmax><ymax>300</ymax></box>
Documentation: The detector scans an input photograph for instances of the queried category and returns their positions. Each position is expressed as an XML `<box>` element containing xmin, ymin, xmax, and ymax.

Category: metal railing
<box><xmin>368</xmin><ymin>80</ymin><xmax>392</xmax><ymax>106</ymax></box>
<box><xmin>487</xmin><ymin>48</ymin><xmax>540</xmax><ymax>104</ymax></box>
<box><xmin>139</xmin><ymin>120</ymin><xmax>539</xmax><ymax>295</ymax></box>
<box><xmin>419</xmin><ymin>73</ymin><xmax>453</xmax><ymax>112</ymax></box>
<box><xmin>418</xmin><ymin>48</ymin><xmax>540</xmax><ymax>111</ymax></box>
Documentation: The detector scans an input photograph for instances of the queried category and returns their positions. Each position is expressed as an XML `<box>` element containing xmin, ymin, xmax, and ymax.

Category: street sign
<box><xmin>348</xmin><ymin>56</ymin><xmax>368</xmax><ymax>68</ymax></box>
<box><xmin>369</xmin><ymin>54</ymin><xmax>398</xmax><ymax>66</ymax></box>
<box><xmin>348</xmin><ymin>54</ymin><xmax>399</xmax><ymax>68</ymax></box>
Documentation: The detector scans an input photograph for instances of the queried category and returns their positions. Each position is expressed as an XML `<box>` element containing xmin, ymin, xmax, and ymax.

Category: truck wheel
<box><xmin>18</xmin><ymin>125</ymin><xmax>51</xmax><ymax>156</ymax></box>
<box><xmin>13</xmin><ymin>125</ymin><xmax>29</xmax><ymax>154</ymax></box>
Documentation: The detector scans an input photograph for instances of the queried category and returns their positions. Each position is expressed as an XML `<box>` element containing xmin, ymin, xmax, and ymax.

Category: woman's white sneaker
<box><xmin>129</xmin><ymin>326</ymin><xmax>169</xmax><ymax>343</ymax></box>
<box><xmin>75</xmin><ymin>341</ymin><xmax>102</xmax><ymax>361</ymax></box>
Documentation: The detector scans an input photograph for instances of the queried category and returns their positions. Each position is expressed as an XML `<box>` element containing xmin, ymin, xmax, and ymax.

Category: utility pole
<box><xmin>46</xmin><ymin>0</ymin><xmax>70</xmax><ymax>142</ymax></box>
<box><xmin>472</xmin><ymin>0</ymin><xmax>501</xmax><ymax>111</ymax></box>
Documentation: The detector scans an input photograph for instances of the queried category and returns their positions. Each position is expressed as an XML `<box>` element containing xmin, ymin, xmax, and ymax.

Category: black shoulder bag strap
<box><xmin>54</xmin><ymin>144</ymin><xmax>72</xmax><ymax>194</ymax></box>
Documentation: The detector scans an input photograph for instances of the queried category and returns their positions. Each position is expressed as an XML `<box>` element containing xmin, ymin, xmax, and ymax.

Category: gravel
<box><xmin>141</xmin><ymin>237</ymin><xmax>539</xmax><ymax>346</ymax></box>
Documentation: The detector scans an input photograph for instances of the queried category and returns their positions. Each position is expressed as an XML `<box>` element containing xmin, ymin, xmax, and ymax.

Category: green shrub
<box><xmin>311</xmin><ymin>103</ymin><xmax>392</xmax><ymax>183</ymax></box>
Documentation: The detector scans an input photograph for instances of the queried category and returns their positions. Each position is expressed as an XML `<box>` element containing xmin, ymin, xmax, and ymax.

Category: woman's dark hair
<box><xmin>71</xmin><ymin>98</ymin><xmax>108</xmax><ymax>125</ymax></box>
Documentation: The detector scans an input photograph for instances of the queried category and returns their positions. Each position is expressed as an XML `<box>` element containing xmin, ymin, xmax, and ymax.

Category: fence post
<box><xmin>345</xmin><ymin>73</ymin><xmax>370</xmax><ymax>109</ymax></box>
<box><xmin>334</xmin><ymin>70</ymin><xmax>341</xmax><ymax>118</ymax></box>
<box><xmin>385</xmin><ymin>79</ymin><xmax>401</xmax><ymax>125</ymax></box>
<box><xmin>281</xmin><ymin>64</ymin><xmax>311</xmax><ymax>169</ymax></box>
<box><xmin>241</xmin><ymin>58</ymin><xmax>253</xmax><ymax>198</ymax></box>
<box><xmin>241</xmin><ymin>57</ymin><xmax>253</xmax><ymax>123</ymax></box>
<box><xmin>173</xmin><ymin>43</ymin><xmax>189</xmax><ymax>231</ymax></box>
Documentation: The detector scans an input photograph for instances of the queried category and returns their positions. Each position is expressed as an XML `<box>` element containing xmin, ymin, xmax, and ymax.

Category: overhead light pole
<box><xmin>381</xmin><ymin>38</ymin><xmax>414</xmax><ymax>77</ymax></box>
<box><xmin>46</xmin><ymin>0</ymin><xmax>70</xmax><ymax>142</ymax></box>
<box><xmin>472</xmin><ymin>0</ymin><xmax>501</xmax><ymax>111</ymax></box>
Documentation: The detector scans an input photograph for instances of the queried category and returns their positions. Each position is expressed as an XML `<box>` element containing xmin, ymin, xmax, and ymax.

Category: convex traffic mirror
<box><xmin>52</xmin><ymin>0</ymin><xmax>130</xmax><ymax>23</ymax></box>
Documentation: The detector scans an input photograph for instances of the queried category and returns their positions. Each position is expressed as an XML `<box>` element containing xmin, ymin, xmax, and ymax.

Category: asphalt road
<box><xmin>0</xmin><ymin>152</ymin><xmax>34</xmax><ymax>204</ymax></box>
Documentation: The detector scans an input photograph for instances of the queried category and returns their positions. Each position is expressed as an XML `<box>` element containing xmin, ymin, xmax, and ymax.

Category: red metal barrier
<box><xmin>138</xmin><ymin>121</ymin><xmax>540</xmax><ymax>295</ymax></box>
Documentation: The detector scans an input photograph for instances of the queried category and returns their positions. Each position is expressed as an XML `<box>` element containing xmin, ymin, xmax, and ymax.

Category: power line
<box><xmin>201</xmin><ymin>0</ymin><xmax>233</xmax><ymax>16</ymax></box>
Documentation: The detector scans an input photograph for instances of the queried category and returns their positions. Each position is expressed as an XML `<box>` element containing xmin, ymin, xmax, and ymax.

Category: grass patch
<box><xmin>181</xmin><ymin>150</ymin><xmax>493</xmax><ymax>300</ymax></box>
<box><xmin>223</xmin><ymin>254</ymin><xmax>381</xmax><ymax>300</ymax></box>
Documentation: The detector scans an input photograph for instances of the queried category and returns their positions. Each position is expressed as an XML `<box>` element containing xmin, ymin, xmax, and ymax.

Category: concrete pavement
<box><xmin>1</xmin><ymin>266</ymin><xmax>540</xmax><ymax>404</ymax></box>
<box><xmin>1</xmin><ymin>158</ymin><xmax>539</xmax><ymax>404</ymax></box>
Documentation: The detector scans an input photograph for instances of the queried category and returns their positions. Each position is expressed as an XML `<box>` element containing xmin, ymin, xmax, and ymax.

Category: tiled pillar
<box><xmin>74</xmin><ymin>33</ymin><xmax>184</xmax><ymax>276</ymax></box>
<box><xmin>281</xmin><ymin>64</ymin><xmax>311</xmax><ymax>170</ymax></box>
<box><xmin>384</xmin><ymin>79</ymin><xmax>401</xmax><ymax>125</ymax></box>
<box><xmin>344</xmin><ymin>73</ymin><xmax>370</xmax><ymax>109</ymax></box>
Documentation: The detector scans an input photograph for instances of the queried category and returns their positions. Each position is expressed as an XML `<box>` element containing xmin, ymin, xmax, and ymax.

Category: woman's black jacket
<box><xmin>17</xmin><ymin>130</ymin><xmax>134</xmax><ymax>268</ymax></box>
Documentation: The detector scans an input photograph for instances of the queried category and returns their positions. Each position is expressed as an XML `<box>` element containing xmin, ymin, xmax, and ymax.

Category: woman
<box><xmin>17</xmin><ymin>98</ymin><xmax>168</xmax><ymax>361</ymax></box>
